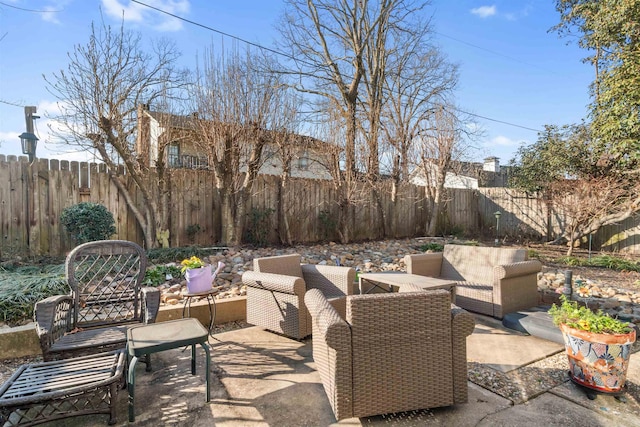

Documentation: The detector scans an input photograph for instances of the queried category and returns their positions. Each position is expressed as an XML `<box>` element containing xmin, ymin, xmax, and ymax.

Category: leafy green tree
<box><xmin>554</xmin><ymin>0</ymin><xmax>640</xmax><ymax>169</ymax></box>
<box><xmin>510</xmin><ymin>124</ymin><xmax>640</xmax><ymax>254</ymax></box>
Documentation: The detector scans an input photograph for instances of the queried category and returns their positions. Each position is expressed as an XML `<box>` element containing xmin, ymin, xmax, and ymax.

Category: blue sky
<box><xmin>0</xmin><ymin>0</ymin><xmax>593</xmax><ymax>164</ymax></box>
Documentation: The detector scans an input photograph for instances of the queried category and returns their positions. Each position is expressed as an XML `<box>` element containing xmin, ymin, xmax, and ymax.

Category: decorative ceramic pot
<box><xmin>185</xmin><ymin>265</ymin><xmax>212</xmax><ymax>293</ymax></box>
<box><xmin>560</xmin><ymin>323</ymin><xmax>636</xmax><ymax>393</ymax></box>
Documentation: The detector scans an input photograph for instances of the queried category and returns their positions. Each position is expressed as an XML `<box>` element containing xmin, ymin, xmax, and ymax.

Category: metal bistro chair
<box><xmin>34</xmin><ymin>240</ymin><xmax>161</xmax><ymax>362</ymax></box>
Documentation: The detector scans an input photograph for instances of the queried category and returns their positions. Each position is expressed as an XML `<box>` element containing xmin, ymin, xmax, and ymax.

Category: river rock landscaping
<box><xmin>155</xmin><ymin>238</ymin><xmax>640</xmax><ymax>323</ymax></box>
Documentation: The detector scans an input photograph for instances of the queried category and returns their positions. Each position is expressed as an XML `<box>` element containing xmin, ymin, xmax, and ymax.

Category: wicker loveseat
<box><xmin>305</xmin><ymin>286</ymin><xmax>475</xmax><ymax>420</ymax></box>
<box><xmin>242</xmin><ymin>254</ymin><xmax>355</xmax><ymax>339</ymax></box>
<box><xmin>404</xmin><ymin>245</ymin><xmax>542</xmax><ymax>319</ymax></box>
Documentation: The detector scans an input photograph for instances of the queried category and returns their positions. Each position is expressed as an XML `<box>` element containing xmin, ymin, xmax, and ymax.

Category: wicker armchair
<box><xmin>305</xmin><ymin>286</ymin><xmax>475</xmax><ymax>420</ymax></box>
<box><xmin>404</xmin><ymin>245</ymin><xmax>542</xmax><ymax>319</ymax></box>
<box><xmin>34</xmin><ymin>240</ymin><xmax>160</xmax><ymax>361</ymax></box>
<box><xmin>242</xmin><ymin>254</ymin><xmax>355</xmax><ymax>339</ymax></box>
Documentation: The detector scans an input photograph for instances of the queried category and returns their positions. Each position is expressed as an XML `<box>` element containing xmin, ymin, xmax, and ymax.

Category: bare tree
<box><xmin>551</xmin><ymin>177</ymin><xmax>638</xmax><ymax>256</ymax></box>
<box><xmin>45</xmin><ymin>19</ymin><xmax>187</xmax><ymax>248</ymax></box>
<box><xmin>414</xmin><ymin>105</ymin><xmax>479</xmax><ymax>236</ymax></box>
<box><xmin>277</xmin><ymin>0</ymin><xmax>435</xmax><ymax>242</ymax></box>
<box><xmin>189</xmin><ymin>48</ymin><xmax>299</xmax><ymax>245</ymax></box>
<box><xmin>380</xmin><ymin>45</ymin><xmax>458</xmax><ymax>236</ymax></box>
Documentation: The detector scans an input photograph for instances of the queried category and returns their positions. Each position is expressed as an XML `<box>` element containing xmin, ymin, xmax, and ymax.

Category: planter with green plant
<box><xmin>181</xmin><ymin>256</ymin><xmax>212</xmax><ymax>293</ymax></box>
<box><xmin>549</xmin><ymin>295</ymin><xmax>636</xmax><ymax>395</ymax></box>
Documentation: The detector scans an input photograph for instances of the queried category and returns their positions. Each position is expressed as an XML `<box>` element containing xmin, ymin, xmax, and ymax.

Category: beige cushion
<box><xmin>441</xmin><ymin>246</ymin><xmax>527</xmax><ymax>284</ymax></box>
<box><xmin>253</xmin><ymin>254</ymin><xmax>303</xmax><ymax>278</ymax></box>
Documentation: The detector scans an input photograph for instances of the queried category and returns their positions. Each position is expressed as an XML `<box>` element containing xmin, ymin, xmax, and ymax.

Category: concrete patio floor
<box><xmin>38</xmin><ymin>315</ymin><xmax>640</xmax><ymax>426</ymax></box>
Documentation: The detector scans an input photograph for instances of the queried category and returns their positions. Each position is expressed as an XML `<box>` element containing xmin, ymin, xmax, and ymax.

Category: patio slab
<box><xmin>467</xmin><ymin>314</ymin><xmax>564</xmax><ymax>373</ymax></box>
<box><xmin>28</xmin><ymin>319</ymin><xmax>640</xmax><ymax>427</ymax></box>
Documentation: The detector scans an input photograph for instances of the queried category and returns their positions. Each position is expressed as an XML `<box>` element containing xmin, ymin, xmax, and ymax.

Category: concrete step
<box><xmin>502</xmin><ymin>306</ymin><xmax>564</xmax><ymax>344</ymax></box>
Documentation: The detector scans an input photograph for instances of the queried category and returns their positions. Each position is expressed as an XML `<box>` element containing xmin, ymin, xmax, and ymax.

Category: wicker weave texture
<box><xmin>34</xmin><ymin>240</ymin><xmax>160</xmax><ymax>361</ymax></box>
<box><xmin>405</xmin><ymin>245</ymin><xmax>541</xmax><ymax>319</ymax></box>
<box><xmin>305</xmin><ymin>288</ymin><xmax>475</xmax><ymax>420</ymax></box>
<box><xmin>244</xmin><ymin>254</ymin><xmax>355</xmax><ymax>339</ymax></box>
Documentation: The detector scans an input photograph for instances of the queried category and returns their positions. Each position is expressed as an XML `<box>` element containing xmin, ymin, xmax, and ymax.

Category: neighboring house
<box><xmin>136</xmin><ymin>104</ymin><xmax>333</xmax><ymax>180</ymax></box>
<box><xmin>410</xmin><ymin>157</ymin><xmax>510</xmax><ymax>189</ymax></box>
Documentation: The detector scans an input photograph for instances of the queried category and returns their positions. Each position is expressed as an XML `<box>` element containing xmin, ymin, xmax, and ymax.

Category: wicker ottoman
<box><xmin>0</xmin><ymin>350</ymin><xmax>125</xmax><ymax>426</ymax></box>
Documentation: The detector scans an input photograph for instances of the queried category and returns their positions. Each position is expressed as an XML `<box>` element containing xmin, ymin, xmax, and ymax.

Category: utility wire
<box><xmin>130</xmin><ymin>0</ymin><xmax>305</xmax><ymax>66</ymax></box>
<box><xmin>0</xmin><ymin>1</ymin><xmax>61</xmax><ymax>13</ymax></box>
<box><xmin>130</xmin><ymin>0</ymin><xmax>543</xmax><ymax>134</ymax></box>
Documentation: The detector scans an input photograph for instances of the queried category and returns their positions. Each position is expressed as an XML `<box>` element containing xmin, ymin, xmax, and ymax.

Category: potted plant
<box><xmin>180</xmin><ymin>256</ymin><xmax>212</xmax><ymax>293</ymax></box>
<box><xmin>549</xmin><ymin>295</ymin><xmax>636</xmax><ymax>395</ymax></box>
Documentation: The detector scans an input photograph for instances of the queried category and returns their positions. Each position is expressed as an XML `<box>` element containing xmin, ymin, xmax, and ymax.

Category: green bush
<box><xmin>245</xmin><ymin>207</ymin><xmax>274</xmax><ymax>247</ymax></box>
<box><xmin>419</xmin><ymin>243</ymin><xmax>444</xmax><ymax>252</ymax></box>
<box><xmin>555</xmin><ymin>255</ymin><xmax>640</xmax><ymax>272</ymax></box>
<box><xmin>147</xmin><ymin>246</ymin><xmax>214</xmax><ymax>264</ymax></box>
<box><xmin>143</xmin><ymin>265</ymin><xmax>182</xmax><ymax>286</ymax></box>
<box><xmin>60</xmin><ymin>202</ymin><xmax>116</xmax><ymax>243</ymax></box>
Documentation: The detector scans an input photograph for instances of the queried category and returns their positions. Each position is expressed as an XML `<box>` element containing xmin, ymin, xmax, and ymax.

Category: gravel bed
<box><xmin>468</xmin><ymin>353</ymin><xmax>569</xmax><ymax>403</ymax></box>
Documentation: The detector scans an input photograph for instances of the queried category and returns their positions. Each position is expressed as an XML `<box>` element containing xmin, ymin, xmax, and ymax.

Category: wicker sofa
<box><xmin>305</xmin><ymin>286</ymin><xmax>475</xmax><ymax>420</ymax></box>
<box><xmin>242</xmin><ymin>254</ymin><xmax>355</xmax><ymax>339</ymax></box>
<box><xmin>404</xmin><ymin>245</ymin><xmax>542</xmax><ymax>319</ymax></box>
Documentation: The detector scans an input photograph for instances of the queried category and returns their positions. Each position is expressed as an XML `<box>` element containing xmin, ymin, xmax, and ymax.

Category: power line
<box><xmin>434</xmin><ymin>31</ymin><xmax>558</xmax><ymax>75</ymax></box>
<box><xmin>130</xmin><ymin>0</ymin><xmax>305</xmax><ymax>66</ymax></box>
<box><xmin>130</xmin><ymin>0</ymin><xmax>543</xmax><ymax>134</ymax></box>
<box><xmin>0</xmin><ymin>1</ymin><xmax>62</xmax><ymax>13</ymax></box>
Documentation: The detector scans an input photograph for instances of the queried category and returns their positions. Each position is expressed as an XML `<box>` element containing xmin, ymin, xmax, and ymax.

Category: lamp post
<box><xmin>494</xmin><ymin>210</ymin><xmax>502</xmax><ymax>246</ymax></box>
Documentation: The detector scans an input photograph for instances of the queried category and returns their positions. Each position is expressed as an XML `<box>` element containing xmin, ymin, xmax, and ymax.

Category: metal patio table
<box><xmin>126</xmin><ymin>318</ymin><xmax>211</xmax><ymax>422</ymax></box>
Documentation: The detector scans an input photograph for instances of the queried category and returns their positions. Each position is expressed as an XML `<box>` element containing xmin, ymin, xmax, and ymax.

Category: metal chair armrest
<box><xmin>34</xmin><ymin>295</ymin><xmax>73</xmax><ymax>353</ymax></box>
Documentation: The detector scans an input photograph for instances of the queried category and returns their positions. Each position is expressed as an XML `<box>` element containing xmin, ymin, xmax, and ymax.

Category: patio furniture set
<box><xmin>0</xmin><ymin>240</ymin><xmax>541</xmax><ymax>424</ymax></box>
<box><xmin>244</xmin><ymin>246</ymin><xmax>541</xmax><ymax>420</ymax></box>
<box><xmin>0</xmin><ymin>240</ymin><xmax>210</xmax><ymax>426</ymax></box>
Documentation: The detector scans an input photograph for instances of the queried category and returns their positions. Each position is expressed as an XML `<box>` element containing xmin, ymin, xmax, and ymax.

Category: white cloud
<box><xmin>489</xmin><ymin>135</ymin><xmax>518</xmax><ymax>146</ymax></box>
<box><xmin>470</xmin><ymin>5</ymin><xmax>497</xmax><ymax>18</ymax></box>
<box><xmin>40</xmin><ymin>0</ymin><xmax>72</xmax><ymax>24</ymax></box>
<box><xmin>101</xmin><ymin>0</ymin><xmax>190</xmax><ymax>32</ymax></box>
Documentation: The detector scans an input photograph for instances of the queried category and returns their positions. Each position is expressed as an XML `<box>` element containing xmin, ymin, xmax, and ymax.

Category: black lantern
<box><xmin>19</xmin><ymin>132</ymin><xmax>38</xmax><ymax>162</ymax></box>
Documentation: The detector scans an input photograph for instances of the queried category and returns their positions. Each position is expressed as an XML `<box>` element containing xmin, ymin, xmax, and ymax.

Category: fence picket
<box><xmin>0</xmin><ymin>156</ymin><xmax>638</xmax><ymax>257</ymax></box>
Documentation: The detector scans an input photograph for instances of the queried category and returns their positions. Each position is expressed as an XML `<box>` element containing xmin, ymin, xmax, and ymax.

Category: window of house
<box><xmin>168</xmin><ymin>143</ymin><xmax>180</xmax><ymax>168</ymax></box>
<box><xmin>298</xmin><ymin>151</ymin><xmax>309</xmax><ymax>171</ymax></box>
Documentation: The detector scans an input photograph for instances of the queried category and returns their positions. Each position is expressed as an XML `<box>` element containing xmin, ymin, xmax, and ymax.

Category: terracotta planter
<box><xmin>559</xmin><ymin>323</ymin><xmax>636</xmax><ymax>393</ymax></box>
<box><xmin>185</xmin><ymin>265</ymin><xmax>212</xmax><ymax>293</ymax></box>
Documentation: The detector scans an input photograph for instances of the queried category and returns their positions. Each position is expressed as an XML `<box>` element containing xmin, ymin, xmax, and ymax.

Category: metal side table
<box><xmin>182</xmin><ymin>288</ymin><xmax>218</xmax><ymax>334</ymax></box>
<box><xmin>126</xmin><ymin>318</ymin><xmax>211</xmax><ymax>422</ymax></box>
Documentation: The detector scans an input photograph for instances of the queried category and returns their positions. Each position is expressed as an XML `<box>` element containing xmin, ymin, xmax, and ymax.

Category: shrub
<box><xmin>60</xmin><ymin>202</ymin><xmax>116</xmax><ymax>243</ymax></box>
<box><xmin>245</xmin><ymin>207</ymin><xmax>274</xmax><ymax>247</ymax></box>
<box><xmin>419</xmin><ymin>243</ymin><xmax>444</xmax><ymax>252</ymax></box>
<box><xmin>143</xmin><ymin>265</ymin><xmax>182</xmax><ymax>286</ymax></box>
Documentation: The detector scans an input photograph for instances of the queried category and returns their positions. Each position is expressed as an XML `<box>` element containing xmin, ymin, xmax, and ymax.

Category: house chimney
<box><xmin>483</xmin><ymin>156</ymin><xmax>500</xmax><ymax>173</ymax></box>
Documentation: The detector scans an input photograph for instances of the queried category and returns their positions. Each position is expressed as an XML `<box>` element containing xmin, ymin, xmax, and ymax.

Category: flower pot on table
<box><xmin>185</xmin><ymin>265</ymin><xmax>212</xmax><ymax>293</ymax></box>
<box><xmin>560</xmin><ymin>323</ymin><xmax>636</xmax><ymax>394</ymax></box>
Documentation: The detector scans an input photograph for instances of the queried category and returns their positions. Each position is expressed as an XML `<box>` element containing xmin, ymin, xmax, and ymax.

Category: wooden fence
<box><xmin>1</xmin><ymin>155</ymin><xmax>638</xmax><ymax>258</ymax></box>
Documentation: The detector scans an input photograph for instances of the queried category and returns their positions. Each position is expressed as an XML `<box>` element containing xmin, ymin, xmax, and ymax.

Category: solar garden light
<box><xmin>494</xmin><ymin>210</ymin><xmax>501</xmax><ymax>246</ymax></box>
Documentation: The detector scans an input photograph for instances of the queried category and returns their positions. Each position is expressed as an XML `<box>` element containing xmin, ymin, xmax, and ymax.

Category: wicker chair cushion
<box><xmin>441</xmin><ymin>246</ymin><xmax>527</xmax><ymax>284</ymax></box>
<box><xmin>254</xmin><ymin>254</ymin><xmax>303</xmax><ymax>278</ymax></box>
